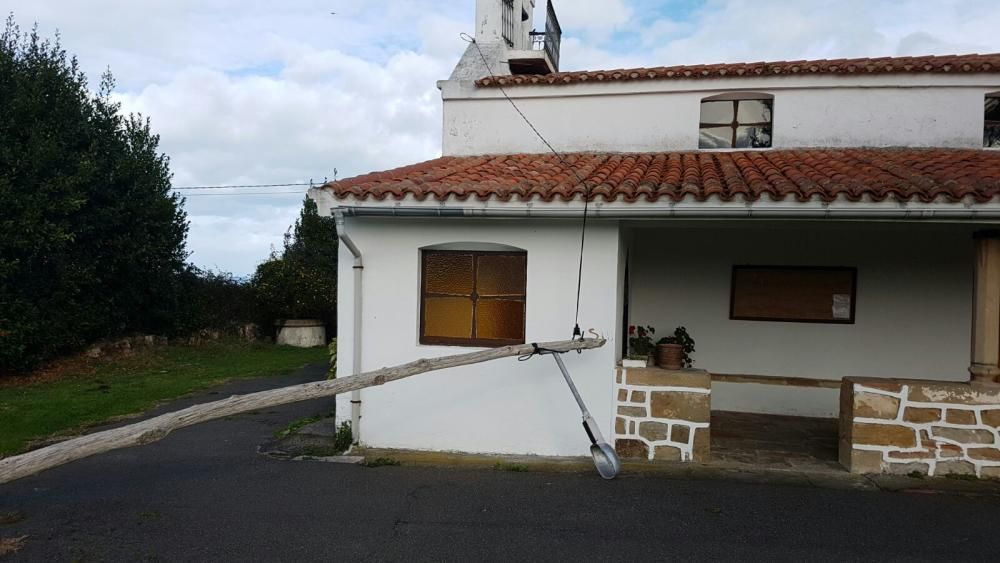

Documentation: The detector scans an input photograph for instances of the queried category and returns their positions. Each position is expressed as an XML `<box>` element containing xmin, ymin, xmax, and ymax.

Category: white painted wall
<box><xmin>475</xmin><ymin>0</ymin><xmax>535</xmax><ymax>48</ymax></box>
<box><xmin>335</xmin><ymin>216</ymin><xmax>623</xmax><ymax>456</ymax></box>
<box><xmin>440</xmin><ymin>75</ymin><xmax>1000</xmax><ymax>155</ymax></box>
<box><xmin>628</xmin><ymin>221</ymin><xmax>978</xmax><ymax>418</ymax></box>
<box><xmin>711</xmin><ymin>383</ymin><xmax>840</xmax><ymax>419</ymax></box>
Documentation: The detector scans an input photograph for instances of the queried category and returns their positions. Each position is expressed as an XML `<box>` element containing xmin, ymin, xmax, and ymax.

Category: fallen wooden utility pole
<box><xmin>0</xmin><ymin>338</ymin><xmax>605</xmax><ymax>485</ymax></box>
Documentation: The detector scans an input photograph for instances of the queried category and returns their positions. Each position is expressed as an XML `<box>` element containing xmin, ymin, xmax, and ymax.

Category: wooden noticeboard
<box><xmin>729</xmin><ymin>266</ymin><xmax>857</xmax><ymax>324</ymax></box>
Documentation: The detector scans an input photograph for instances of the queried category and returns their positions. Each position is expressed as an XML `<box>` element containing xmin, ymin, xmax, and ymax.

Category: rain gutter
<box><xmin>333</xmin><ymin>210</ymin><xmax>363</xmax><ymax>445</ymax></box>
<box><xmin>336</xmin><ymin>204</ymin><xmax>1000</xmax><ymax>220</ymax></box>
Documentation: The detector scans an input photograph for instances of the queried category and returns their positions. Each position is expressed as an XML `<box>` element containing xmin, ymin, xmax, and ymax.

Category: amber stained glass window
<box><xmin>420</xmin><ymin>250</ymin><xmax>527</xmax><ymax>346</ymax></box>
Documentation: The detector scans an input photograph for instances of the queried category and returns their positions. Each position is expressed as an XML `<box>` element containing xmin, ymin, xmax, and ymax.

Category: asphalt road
<box><xmin>2</xmin><ymin>364</ymin><xmax>999</xmax><ymax>562</ymax></box>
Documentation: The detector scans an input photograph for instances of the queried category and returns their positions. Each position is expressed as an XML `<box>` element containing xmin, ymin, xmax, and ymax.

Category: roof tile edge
<box><xmin>475</xmin><ymin>53</ymin><xmax>1000</xmax><ymax>87</ymax></box>
<box><xmin>320</xmin><ymin>148</ymin><xmax>1000</xmax><ymax>205</ymax></box>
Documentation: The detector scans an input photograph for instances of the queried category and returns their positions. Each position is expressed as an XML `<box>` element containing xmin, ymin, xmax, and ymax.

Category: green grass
<box><xmin>274</xmin><ymin>413</ymin><xmax>330</xmax><ymax>439</ymax></box>
<box><xmin>0</xmin><ymin>342</ymin><xmax>328</xmax><ymax>457</ymax></box>
<box><xmin>364</xmin><ymin>457</ymin><xmax>402</xmax><ymax>468</ymax></box>
<box><xmin>494</xmin><ymin>461</ymin><xmax>530</xmax><ymax>472</ymax></box>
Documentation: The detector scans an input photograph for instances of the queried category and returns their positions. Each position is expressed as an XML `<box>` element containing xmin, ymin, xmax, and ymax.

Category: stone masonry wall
<box><xmin>840</xmin><ymin>378</ymin><xmax>1000</xmax><ymax>479</ymax></box>
<box><xmin>614</xmin><ymin>368</ymin><xmax>711</xmax><ymax>462</ymax></box>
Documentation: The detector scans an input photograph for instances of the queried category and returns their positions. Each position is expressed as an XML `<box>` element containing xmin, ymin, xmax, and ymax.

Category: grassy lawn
<box><xmin>0</xmin><ymin>342</ymin><xmax>328</xmax><ymax>457</ymax></box>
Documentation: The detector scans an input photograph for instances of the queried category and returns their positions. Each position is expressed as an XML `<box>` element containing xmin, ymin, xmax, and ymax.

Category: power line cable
<box><xmin>462</xmin><ymin>33</ymin><xmax>593</xmax><ymax>340</ymax></box>
<box><xmin>173</xmin><ymin>169</ymin><xmax>337</xmax><ymax>191</ymax></box>
<box><xmin>171</xmin><ymin>182</ymin><xmax>315</xmax><ymax>191</ymax></box>
<box><xmin>180</xmin><ymin>192</ymin><xmax>310</xmax><ymax>197</ymax></box>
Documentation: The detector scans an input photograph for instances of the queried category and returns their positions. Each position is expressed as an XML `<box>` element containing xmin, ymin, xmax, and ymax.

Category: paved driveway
<box><xmin>2</xmin><ymin>364</ymin><xmax>999</xmax><ymax>562</ymax></box>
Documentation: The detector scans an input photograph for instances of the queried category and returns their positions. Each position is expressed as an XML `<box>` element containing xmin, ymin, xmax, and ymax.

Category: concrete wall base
<box><xmin>276</xmin><ymin>320</ymin><xmax>326</xmax><ymax>348</ymax></box>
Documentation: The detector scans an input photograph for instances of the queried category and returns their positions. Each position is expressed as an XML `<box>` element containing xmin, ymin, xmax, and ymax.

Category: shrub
<box><xmin>333</xmin><ymin>421</ymin><xmax>352</xmax><ymax>453</ymax></box>
<box><xmin>251</xmin><ymin>198</ymin><xmax>337</xmax><ymax>334</ymax></box>
<box><xmin>252</xmin><ymin>258</ymin><xmax>336</xmax><ymax>323</ymax></box>
<box><xmin>172</xmin><ymin>267</ymin><xmax>256</xmax><ymax>336</ymax></box>
<box><xmin>0</xmin><ymin>17</ymin><xmax>187</xmax><ymax>372</ymax></box>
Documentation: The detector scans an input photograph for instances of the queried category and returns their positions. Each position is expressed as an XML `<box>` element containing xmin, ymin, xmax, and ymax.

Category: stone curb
<box><xmin>354</xmin><ymin>448</ymin><xmax>1000</xmax><ymax>497</ymax></box>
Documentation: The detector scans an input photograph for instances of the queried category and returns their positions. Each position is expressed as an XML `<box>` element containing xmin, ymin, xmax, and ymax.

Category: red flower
<box><xmin>628</xmin><ymin>325</ymin><xmax>636</xmax><ymax>335</ymax></box>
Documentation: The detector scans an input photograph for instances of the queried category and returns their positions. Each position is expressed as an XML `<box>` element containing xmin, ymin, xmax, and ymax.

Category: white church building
<box><xmin>310</xmin><ymin>0</ymin><xmax>1000</xmax><ymax>477</ymax></box>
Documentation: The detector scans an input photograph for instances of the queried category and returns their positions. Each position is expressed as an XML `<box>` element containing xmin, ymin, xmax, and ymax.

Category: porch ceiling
<box><xmin>322</xmin><ymin>148</ymin><xmax>1000</xmax><ymax>204</ymax></box>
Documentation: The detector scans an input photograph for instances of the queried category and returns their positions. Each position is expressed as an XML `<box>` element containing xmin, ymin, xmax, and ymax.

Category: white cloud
<box><xmin>108</xmin><ymin>40</ymin><xmax>451</xmax><ymax>274</ymax></box>
<box><xmin>558</xmin><ymin>37</ymin><xmax>647</xmax><ymax>72</ymax></box>
<box><xmin>608</xmin><ymin>0</ymin><xmax>1000</xmax><ymax>68</ymax></box>
<box><xmin>548</xmin><ymin>0</ymin><xmax>633</xmax><ymax>39</ymax></box>
<box><xmin>638</xmin><ymin>18</ymin><xmax>690</xmax><ymax>48</ymax></box>
<box><xmin>183</xmin><ymin>205</ymin><xmax>303</xmax><ymax>275</ymax></box>
<box><xmin>114</xmin><ymin>47</ymin><xmax>447</xmax><ymax>184</ymax></box>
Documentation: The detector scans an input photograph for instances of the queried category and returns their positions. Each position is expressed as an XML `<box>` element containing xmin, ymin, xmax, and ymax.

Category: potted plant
<box><xmin>656</xmin><ymin>326</ymin><xmax>696</xmax><ymax>370</ymax></box>
<box><xmin>625</xmin><ymin>325</ymin><xmax>656</xmax><ymax>367</ymax></box>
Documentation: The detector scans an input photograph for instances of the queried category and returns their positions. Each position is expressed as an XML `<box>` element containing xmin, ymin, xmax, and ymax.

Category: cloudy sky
<box><xmin>8</xmin><ymin>0</ymin><xmax>1000</xmax><ymax>275</ymax></box>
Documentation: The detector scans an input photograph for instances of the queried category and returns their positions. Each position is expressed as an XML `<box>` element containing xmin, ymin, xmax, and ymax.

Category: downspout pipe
<box><xmin>334</xmin><ymin>209</ymin><xmax>363</xmax><ymax>445</ymax></box>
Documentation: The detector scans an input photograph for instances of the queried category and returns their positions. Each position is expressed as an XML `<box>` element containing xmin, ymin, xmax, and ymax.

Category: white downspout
<box><xmin>334</xmin><ymin>209</ymin><xmax>363</xmax><ymax>445</ymax></box>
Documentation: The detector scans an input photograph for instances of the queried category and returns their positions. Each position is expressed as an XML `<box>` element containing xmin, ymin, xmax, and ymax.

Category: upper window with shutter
<box><xmin>986</xmin><ymin>93</ymin><xmax>1000</xmax><ymax>148</ymax></box>
<box><xmin>699</xmin><ymin>94</ymin><xmax>774</xmax><ymax>149</ymax></box>
<box><xmin>420</xmin><ymin>250</ymin><xmax>527</xmax><ymax>347</ymax></box>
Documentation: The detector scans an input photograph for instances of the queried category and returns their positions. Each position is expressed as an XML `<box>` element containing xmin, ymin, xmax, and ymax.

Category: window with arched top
<box><xmin>699</xmin><ymin>93</ymin><xmax>774</xmax><ymax>149</ymax></box>
<box><xmin>419</xmin><ymin>244</ymin><xmax>527</xmax><ymax>347</ymax></box>
<box><xmin>986</xmin><ymin>93</ymin><xmax>1000</xmax><ymax>148</ymax></box>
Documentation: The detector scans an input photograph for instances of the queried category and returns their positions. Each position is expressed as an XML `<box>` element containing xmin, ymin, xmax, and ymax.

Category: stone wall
<box><xmin>840</xmin><ymin>378</ymin><xmax>1000</xmax><ymax>478</ymax></box>
<box><xmin>614</xmin><ymin>368</ymin><xmax>711</xmax><ymax>462</ymax></box>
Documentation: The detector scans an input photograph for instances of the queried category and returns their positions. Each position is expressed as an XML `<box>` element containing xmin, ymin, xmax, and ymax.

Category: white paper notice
<box><xmin>832</xmin><ymin>294</ymin><xmax>851</xmax><ymax>320</ymax></box>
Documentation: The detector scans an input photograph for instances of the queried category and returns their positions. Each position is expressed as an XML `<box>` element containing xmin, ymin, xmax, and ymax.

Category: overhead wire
<box><xmin>171</xmin><ymin>182</ymin><xmax>315</xmax><ymax>190</ymax></box>
<box><xmin>170</xmin><ymin>181</ymin><xmax>318</xmax><ymax>198</ymax></box>
<box><xmin>179</xmin><ymin>191</ymin><xmax>310</xmax><ymax>197</ymax></box>
<box><xmin>171</xmin><ymin>35</ymin><xmax>597</xmax><ymax>336</ymax></box>
<box><xmin>461</xmin><ymin>33</ymin><xmax>593</xmax><ymax>340</ymax></box>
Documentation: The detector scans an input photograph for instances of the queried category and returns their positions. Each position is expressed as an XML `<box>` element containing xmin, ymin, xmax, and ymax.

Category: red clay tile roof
<box><xmin>325</xmin><ymin>149</ymin><xmax>1000</xmax><ymax>204</ymax></box>
<box><xmin>476</xmin><ymin>53</ymin><xmax>1000</xmax><ymax>88</ymax></box>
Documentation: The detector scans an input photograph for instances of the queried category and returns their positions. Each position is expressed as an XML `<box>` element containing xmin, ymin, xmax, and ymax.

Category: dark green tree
<box><xmin>252</xmin><ymin>198</ymin><xmax>338</xmax><ymax>333</ymax></box>
<box><xmin>0</xmin><ymin>15</ymin><xmax>188</xmax><ymax>372</ymax></box>
<box><xmin>284</xmin><ymin>197</ymin><xmax>340</xmax><ymax>280</ymax></box>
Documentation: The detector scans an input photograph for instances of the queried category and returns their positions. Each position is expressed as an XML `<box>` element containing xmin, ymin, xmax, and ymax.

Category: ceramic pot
<box><xmin>656</xmin><ymin>343</ymin><xmax>684</xmax><ymax>370</ymax></box>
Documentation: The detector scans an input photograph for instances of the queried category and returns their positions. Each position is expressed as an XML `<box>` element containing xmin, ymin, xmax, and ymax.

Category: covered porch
<box><xmin>613</xmin><ymin>220</ymin><xmax>1000</xmax><ymax>476</ymax></box>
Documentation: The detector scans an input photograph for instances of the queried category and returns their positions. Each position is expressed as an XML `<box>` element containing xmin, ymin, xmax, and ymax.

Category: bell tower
<box><xmin>449</xmin><ymin>0</ymin><xmax>561</xmax><ymax>81</ymax></box>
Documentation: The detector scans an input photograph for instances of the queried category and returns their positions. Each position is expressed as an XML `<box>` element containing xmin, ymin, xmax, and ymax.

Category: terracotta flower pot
<box><xmin>656</xmin><ymin>343</ymin><xmax>684</xmax><ymax>370</ymax></box>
